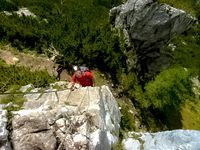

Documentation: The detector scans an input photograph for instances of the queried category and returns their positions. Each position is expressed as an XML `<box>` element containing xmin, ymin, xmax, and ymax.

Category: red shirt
<box><xmin>72</xmin><ymin>71</ymin><xmax>94</xmax><ymax>87</ymax></box>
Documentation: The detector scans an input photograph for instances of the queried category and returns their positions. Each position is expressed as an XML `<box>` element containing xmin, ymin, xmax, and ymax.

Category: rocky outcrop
<box><xmin>110</xmin><ymin>0</ymin><xmax>194</xmax><ymax>80</ymax></box>
<box><xmin>3</xmin><ymin>8</ymin><xmax>36</xmax><ymax>18</ymax></box>
<box><xmin>15</xmin><ymin>8</ymin><xmax>36</xmax><ymax>17</ymax></box>
<box><xmin>0</xmin><ymin>105</ymin><xmax>11</xmax><ymax>150</ymax></box>
<box><xmin>123</xmin><ymin>130</ymin><xmax>200</xmax><ymax>150</ymax></box>
<box><xmin>11</xmin><ymin>85</ymin><xmax>120</xmax><ymax>150</ymax></box>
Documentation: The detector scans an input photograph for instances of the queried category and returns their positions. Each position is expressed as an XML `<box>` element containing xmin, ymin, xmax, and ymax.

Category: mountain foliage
<box><xmin>0</xmin><ymin>0</ymin><xmax>200</xmax><ymax>131</ymax></box>
<box><xmin>0</xmin><ymin>0</ymin><xmax>126</xmax><ymax>75</ymax></box>
<box><xmin>0</xmin><ymin>59</ymin><xmax>54</xmax><ymax>93</ymax></box>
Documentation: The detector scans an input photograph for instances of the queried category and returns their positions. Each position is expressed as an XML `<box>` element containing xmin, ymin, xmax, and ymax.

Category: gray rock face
<box><xmin>110</xmin><ymin>0</ymin><xmax>194</xmax><ymax>79</ymax></box>
<box><xmin>123</xmin><ymin>130</ymin><xmax>200</xmax><ymax>150</ymax></box>
<box><xmin>110</xmin><ymin>0</ymin><xmax>193</xmax><ymax>49</ymax></box>
<box><xmin>11</xmin><ymin>86</ymin><xmax>120</xmax><ymax>150</ymax></box>
<box><xmin>0</xmin><ymin>105</ymin><xmax>11</xmax><ymax>150</ymax></box>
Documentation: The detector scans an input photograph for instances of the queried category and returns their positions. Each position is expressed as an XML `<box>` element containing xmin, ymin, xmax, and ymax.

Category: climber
<box><xmin>71</xmin><ymin>68</ymin><xmax>95</xmax><ymax>87</ymax></box>
<box><xmin>79</xmin><ymin>64</ymin><xmax>89</xmax><ymax>72</ymax></box>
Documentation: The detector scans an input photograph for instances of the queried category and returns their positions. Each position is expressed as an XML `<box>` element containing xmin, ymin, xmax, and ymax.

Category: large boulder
<box><xmin>110</xmin><ymin>0</ymin><xmax>194</xmax><ymax>80</ymax></box>
<box><xmin>110</xmin><ymin>0</ymin><xmax>194</xmax><ymax>49</ymax></box>
<box><xmin>123</xmin><ymin>130</ymin><xmax>200</xmax><ymax>150</ymax></box>
<box><xmin>11</xmin><ymin>86</ymin><xmax>120</xmax><ymax>150</ymax></box>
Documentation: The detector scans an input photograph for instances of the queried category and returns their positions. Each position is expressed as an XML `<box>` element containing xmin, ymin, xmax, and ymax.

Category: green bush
<box><xmin>120</xmin><ymin>105</ymin><xmax>135</xmax><ymax>131</ymax></box>
<box><xmin>1</xmin><ymin>94</ymin><xmax>25</xmax><ymax>106</ymax></box>
<box><xmin>141</xmin><ymin>67</ymin><xmax>197</xmax><ymax>129</ymax></box>
<box><xmin>145</xmin><ymin>67</ymin><xmax>193</xmax><ymax>110</ymax></box>
<box><xmin>0</xmin><ymin>63</ymin><xmax>55</xmax><ymax>93</ymax></box>
<box><xmin>0</xmin><ymin>0</ymin><xmax>126</xmax><ymax>78</ymax></box>
<box><xmin>181</xmin><ymin>99</ymin><xmax>200</xmax><ymax>130</ymax></box>
<box><xmin>170</xmin><ymin>24</ymin><xmax>200</xmax><ymax>71</ymax></box>
<box><xmin>0</xmin><ymin>0</ymin><xmax>18</xmax><ymax>11</ymax></box>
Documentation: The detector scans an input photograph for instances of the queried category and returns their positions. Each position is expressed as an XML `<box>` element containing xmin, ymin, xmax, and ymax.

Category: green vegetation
<box><xmin>0</xmin><ymin>0</ymin><xmax>18</xmax><ymax>11</ymax></box>
<box><xmin>92</xmin><ymin>70</ymin><xmax>110</xmax><ymax>86</ymax></box>
<box><xmin>146</xmin><ymin>0</ymin><xmax>200</xmax><ymax>129</ymax></box>
<box><xmin>120</xmin><ymin>104</ymin><xmax>135</xmax><ymax>131</ymax></box>
<box><xmin>112</xmin><ymin>141</ymin><xmax>124</xmax><ymax>150</ymax></box>
<box><xmin>115</xmin><ymin>20</ymin><xmax>200</xmax><ymax>130</ymax></box>
<box><xmin>157</xmin><ymin>0</ymin><xmax>200</xmax><ymax>17</ymax></box>
<box><xmin>144</xmin><ymin>67</ymin><xmax>196</xmax><ymax>129</ymax></box>
<box><xmin>181</xmin><ymin>99</ymin><xmax>200</xmax><ymax>129</ymax></box>
<box><xmin>0</xmin><ymin>58</ymin><xmax>55</xmax><ymax>139</ymax></box>
<box><xmin>0</xmin><ymin>60</ymin><xmax>55</xmax><ymax>93</ymax></box>
<box><xmin>145</xmin><ymin>67</ymin><xmax>193</xmax><ymax>110</ymax></box>
<box><xmin>0</xmin><ymin>0</ymin><xmax>126</xmax><ymax>74</ymax></box>
<box><xmin>170</xmin><ymin>24</ymin><xmax>200</xmax><ymax>69</ymax></box>
<box><xmin>133</xmin><ymin>0</ymin><xmax>200</xmax><ymax>130</ymax></box>
<box><xmin>1</xmin><ymin>94</ymin><xmax>25</xmax><ymax>107</ymax></box>
<box><xmin>0</xmin><ymin>0</ymin><xmax>200</xmax><ymax>133</ymax></box>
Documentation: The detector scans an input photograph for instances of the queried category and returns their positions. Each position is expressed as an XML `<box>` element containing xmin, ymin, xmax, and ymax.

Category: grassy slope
<box><xmin>0</xmin><ymin>57</ymin><xmax>55</xmax><ymax>93</ymax></box>
<box><xmin>181</xmin><ymin>100</ymin><xmax>200</xmax><ymax>129</ymax></box>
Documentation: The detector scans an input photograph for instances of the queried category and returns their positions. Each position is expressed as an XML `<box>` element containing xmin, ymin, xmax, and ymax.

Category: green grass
<box><xmin>181</xmin><ymin>99</ymin><xmax>200</xmax><ymax>129</ymax></box>
<box><xmin>141</xmin><ymin>67</ymin><xmax>198</xmax><ymax>129</ymax></box>
<box><xmin>145</xmin><ymin>67</ymin><xmax>193</xmax><ymax>109</ymax></box>
<box><xmin>0</xmin><ymin>60</ymin><xmax>55</xmax><ymax>93</ymax></box>
<box><xmin>0</xmin><ymin>94</ymin><xmax>25</xmax><ymax>107</ymax></box>
<box><xmin>117</xmin><ymin>97</ymin><xmax>136</xmax><ymax>131</ymax></box>
<box><xmin>51</xmin><ymin>83</ymin><xmax>64</xmax><ymax>90</ymax></box>
<box><xmin>171</xmin><ymin>24</ymin><xmax>200</xmax><ymax>71</ymax></box>
<box><xmin>92</xmin><ymin>70</ymin><xmax>110</xmax><ymax>86</ymax></box>
<box><xmin>112</xmin><ymin>140</ymin><xmax>124</xmax><ymax>150</ymax></box>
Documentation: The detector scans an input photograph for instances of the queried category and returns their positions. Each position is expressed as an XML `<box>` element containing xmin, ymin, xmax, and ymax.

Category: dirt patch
<box><xmin>0</xmin><ymin>45</ymin><xmax>71</xmax><ymax>81</ymax></box>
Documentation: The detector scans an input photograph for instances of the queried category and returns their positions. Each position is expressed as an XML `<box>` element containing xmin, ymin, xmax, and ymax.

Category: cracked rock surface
<box><xmin>11</xmin><ymin>86</ymin><xmax>120</xmax><ymax>150</ymax></box>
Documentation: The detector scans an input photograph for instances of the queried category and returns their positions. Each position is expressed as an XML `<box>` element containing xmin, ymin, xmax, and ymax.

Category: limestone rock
<box><xmin>191</xmin><ymin>76</ymin><xmax>200</xmax><ymax>99</ymax></box>
<box><xmin>123</xmin><ymin>138</ymin><xmax>140</xmax><ymax>150</ymax></box>
<box><xmin>123</xmin><ymin>130</ymin><xmax>200</xmax><ymax>150</ymax></box>
<box><xmin>110</xmin><ymin>0</ymin><xmax>194</xmax><ymax>49</ymax></box>
<box><xmin>15</xmin><ymin>8</ymin><xmax>36</xmax><ymax>18</ymax></box>
<box><xmin>11</xmin><ymin>86</ymin><xmax>120</xmax><ymax>150</ymax></box>
<box><xmin>19</xmin><ymin>84</ymin><xmax>33</xmax><ymax>93</ymax></box>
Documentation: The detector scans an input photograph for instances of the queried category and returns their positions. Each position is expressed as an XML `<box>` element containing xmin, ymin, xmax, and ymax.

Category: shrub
<box><xmin>0</xmin><ymin>62</ymin><xmax>55</xmax><ymax>93</ymax></box>
<box><xmin>0</xmin><ymin>0</ymin><xmax>18</xmax><ymax>11</ymax></box>
<box><xmin>1</xmin><ymin>94</ymin><xmax>25</xmax><ymax>107</ymax></box>
<box><xmin>145</xmin><ymin>67</ymin><xmax>193</xmax><ymax>110</ymax></box>
<box><xmin>120</xmin><ymin>104</ymin><xmax>135</xmax><ymax>131</ymax></box>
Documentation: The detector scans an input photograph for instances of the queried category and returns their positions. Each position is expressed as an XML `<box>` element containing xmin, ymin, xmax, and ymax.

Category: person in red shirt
<box><xmin>71</xmin><ymin>70</ymin><xmax>95</xmax><ymax>87</ymax></box>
